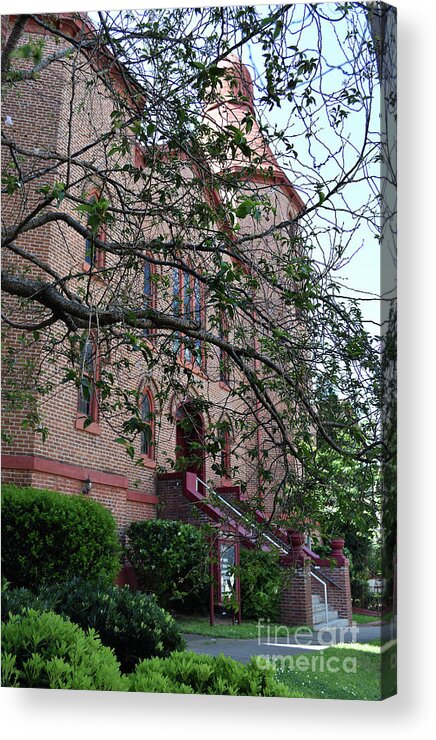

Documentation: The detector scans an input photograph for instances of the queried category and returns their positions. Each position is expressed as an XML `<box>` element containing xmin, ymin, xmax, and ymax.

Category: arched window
<box><xmin>84</xmin><ymin>194</ymin><xmax>106</xmax><ymax>269</ymax></box>
<box><xmin>219</xmin><ymin>310</ymin><xmax>230</xmax><ymax>384</ymax></box>
<box><xmin>77</xmin><ymin>334</ymin><xmax>99</xmax><ymax>423</ymax></box>
<box><xmin>143</xmin><ymin>259</ymin><xmax>155</xmax><ymax>337</ymax></box>
<box><xmin>140</xmin><ymin>390</ymin><xmax>154</xmax><ymax>458</ymax></box>
<box><xmin>175</xmin><ymin>402</ymin><xmax>204</xmax><ymax>480</ymax></box>
<box><xmin>194</xmin><ymin>277</ymin><xmax>202</xmax><ymax>359</ymax></box>
<box><xmin>221</xmin><ymin>428</ymin><xmax>231</xmax><ymax>479</ymax></box>
<box><xmin>172</xmin><ymin>267</ymin><xmax>204</xmax><ymax>367</ymax></box>
<box><xmin>172</xmin><ymin>267</ymin><xmax>182</xmax><ymax>353</ymax></box>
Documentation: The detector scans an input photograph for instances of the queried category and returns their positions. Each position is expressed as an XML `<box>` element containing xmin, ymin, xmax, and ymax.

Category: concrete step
<box><xmin>312</xmin><ymin>608</ymin><xmax>339</xmax><ymax>624</ymax></box>
<box><xmin>312</xmin><ymin>594</ymin><xmax>323</xmax><ymax>605</ymax></box>
<box><xmin>312</xmin><ymin>618</ymin><xmax>349</xmax><ymax>631</ymax></box>
<box><xmin>312</xmin><ymin>602</ymin><xmax>335</xmax><ymax>613</ymax></box>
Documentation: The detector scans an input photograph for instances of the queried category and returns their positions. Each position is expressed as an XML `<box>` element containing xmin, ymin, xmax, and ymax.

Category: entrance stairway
<box><xmin>182</xmin><ymin>472</ymin><xmax>350</xmax><ymax>630</ymax></box>
<box><xmin>311</xmin><ymin>593</ymin><xmax>349</xmax><ymax>630</ymax></box>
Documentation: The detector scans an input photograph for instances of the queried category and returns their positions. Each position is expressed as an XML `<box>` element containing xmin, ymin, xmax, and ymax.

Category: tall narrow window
<box><xmin>172</xmin><ymin>267</ymin><xmax>182</xmax><ymax>353</ymax></box>
<box><xmin>77</xmin><ymin>336</ymin><xmax>99</xmax><ymax>422</ymax></box>
<box><xmin>221</xmin><ymin>429</ymin><xmax>231</xmax><ymax>479</ymax></box>
<box><xmin>219</xmin><ymin>542</ymin><xmax>236</xmax><ymax>601</ymax></box>
<box><xmin>194</xmin><ymin>277</ymin><xmax>202</xmax><ymax>359</ymax></box>
<box><xmin>140</xmin><ymin>390</ymin><xmax>154</xmax><ymax>458</ymax></box>
<box><xmin>84</xmin><ymin>195</ymin><xmax>106</xmax><ymax>269</ymax></box>
<box><xmin>183</xmin><ymin>271</ymin><xmax>192</xmax><ymax>363</ymax></box>
<box><xmin>84</xmin><ymin>236</ymin><xmax>95</xmax><ymax>267</ymax></box>
<box><xmin>219</xmin><ymin>311</ymin><xmax>230</xmax><ymax>384</ymax></box>
<box><xmin>172</xmin><ymin>268</ymin><xmax>204</xmax><ymax>367</ymax></box>
<box><xmin>143</xmin><ymin>259</ymin><xmax>155</xmax><ymax>337</ymax></box>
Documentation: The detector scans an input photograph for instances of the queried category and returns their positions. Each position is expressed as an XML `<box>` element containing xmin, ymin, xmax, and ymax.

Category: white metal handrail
<box><xmin>194</xmin><ymin>475</ymin><xmax>333</xmax><ymax>626</ymax></box>
<box><xmin>195</xmin><ymin>475</ymin><xmax>289</xmax><ymax>555</ymax></box>
<box><xmin>310</xmin><ymin>568</ymin><xmax>329</xmax><ymax>626</ymax></box>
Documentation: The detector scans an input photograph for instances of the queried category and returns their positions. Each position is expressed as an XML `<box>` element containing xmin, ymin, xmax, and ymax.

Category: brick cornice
<box><xmin>2</xmin><ymin>454</ymin><xmax>128</xmax><ymax>489</ymax></box>
<box><xmin>126</xmin><ymin>489</ymin><xmax>158</xmax><ymax>504</ymax></box>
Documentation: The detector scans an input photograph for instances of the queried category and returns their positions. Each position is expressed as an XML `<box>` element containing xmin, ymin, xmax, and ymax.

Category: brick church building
<box><xmin>1</xmin><ymin>12</ymin><xmax>352</xmax><ymax>628</ymax></box>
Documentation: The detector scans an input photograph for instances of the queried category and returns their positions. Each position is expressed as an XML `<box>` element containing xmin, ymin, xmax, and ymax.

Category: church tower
<box><xmin>203</xmin><ymin>53</ymin><xmax>304</xmax><ymax>220</ymax></box>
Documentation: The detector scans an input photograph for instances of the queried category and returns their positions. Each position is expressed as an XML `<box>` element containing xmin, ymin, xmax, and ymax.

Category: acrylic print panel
<box><xmin>1</xmin><ymin>2</ymin><xmax>396</xmax><ymax>700</ymax></box>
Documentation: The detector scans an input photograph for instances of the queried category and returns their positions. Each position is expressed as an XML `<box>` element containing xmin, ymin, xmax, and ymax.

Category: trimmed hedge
<box><xmin>125</xmin><ymin>519</ymin><xmax>210</xmax><ymax>609</ymax></box>
<box><xmin>238</xmin><ymin>548</ymin><xmax>283</xmax><ymax>621</ymax></box>
<box><xmin>2</xmin><ymin>613</ymin><xmax>293</xmax><ymax>696</ymax></box>
<box><xmin>1</xmin><ymin>484</ymin><xmax>121</xmax><ymax>590</ymax></box>
<box><xmin>1</xmin><ymin>582</ymin><xmax>51</xmax><ymax>623</ymax></box>
<box><xmin>129</xmin><ymin>651</ymin><xmax>293</xmax><ymax>697</ymax></box>
<box><xmin>41</xmin><ymin>578</ymin><xmax>185</xmax><ymax>672</ymax></box>
<box><xmin>2</xmin><ymin>578</ymin><xmax>185</xmax><ymax>673</ymax></box>
<box><xmin>1</xmin><ymin>609</ymin><xmax>127</xmax><ymax>691</ymax></box>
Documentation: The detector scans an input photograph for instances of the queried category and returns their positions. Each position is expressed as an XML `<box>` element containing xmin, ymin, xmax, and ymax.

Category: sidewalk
<box><xmin>184</xmin><ymin>621</ymin><xmax>397</xmax><ymax>663</ymax></box>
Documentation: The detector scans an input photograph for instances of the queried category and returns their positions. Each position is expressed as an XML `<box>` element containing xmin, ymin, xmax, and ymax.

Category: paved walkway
<box><xmin>184</xmin><ymin>622</ymin><xmax>396</xmax><ymax>664</ymax></box>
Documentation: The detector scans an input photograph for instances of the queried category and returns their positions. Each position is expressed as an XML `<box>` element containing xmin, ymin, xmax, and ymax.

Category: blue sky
<box><xmin>237</xmin><ymin>4</ymin><xmax>382</xmax><ymax>332</ymax></box>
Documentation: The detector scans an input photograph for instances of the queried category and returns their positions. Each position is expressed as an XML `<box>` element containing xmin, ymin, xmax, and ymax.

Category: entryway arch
<box><xmin>175</xmin><ymin>402</ymin><xmax>205</xmax><ymax>482</ymax></box>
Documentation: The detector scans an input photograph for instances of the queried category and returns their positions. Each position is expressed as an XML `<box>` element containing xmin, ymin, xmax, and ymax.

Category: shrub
<box><xmin>1</xmin><ymin>581</ymin><xmax>52</xmax><ymax>623</ymax></box>
<box><xmin>129</xmin><ymin>651</ymin><xmax>292</xmax><ymax>697</ymax></box>
<box><xmin>238</xmin><ymin>548</ymin><xmax>283</xmax><ymax>621</ymax></box>
<box><xmin>1</xmin><ymin>484</ymin><xmax>121</xmax><ymax>590</ymax></box>
<box><xmin>351</xmin><ymin>575</ymin><xmax>372</xmax><ymax>608</ymax></box>
<box><xmin>40</xmin><ymin>577</ymin><xmax>185</xmax><ymax>672</ymax></box>
<box><xmin>125</xmin><ymin>519</ymin><xmax>210</xmax><ymax>609</ymax></box>
<box><xmin>1</xmin><ymin>609</ymin><xmax>127</xmax><ymax>691</ymax></box>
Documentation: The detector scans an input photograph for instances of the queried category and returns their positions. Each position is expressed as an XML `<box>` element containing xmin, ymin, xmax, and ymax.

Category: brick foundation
<box><xmin>2</xmin><ymin>454</ymin><xmax>158</xmax><ymax>537</ymax></box>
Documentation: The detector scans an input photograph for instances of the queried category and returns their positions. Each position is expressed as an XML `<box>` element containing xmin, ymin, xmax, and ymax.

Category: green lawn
<box><xmin>178</xmin><ymin>612</ymin><xmax>384</xmax><ymax>637</ymax></box>
<box><xmin>274</xmin><ymin>642</ymin><xmax>397</xmax><ymax>701</ymax></box>
<box><xmin>352</xmin><ymin>611</ymin><xmax>380</xmax><ymax>624</ymax></box>
<box><xmin>176</xmin><ymin>616</ymin><xmax>302</xmax><ymax>640</ymax></box>
<box><xmin>176</xmin><ymin>616</ymin><xmax>397</xmax><ymax>700</ymax></box>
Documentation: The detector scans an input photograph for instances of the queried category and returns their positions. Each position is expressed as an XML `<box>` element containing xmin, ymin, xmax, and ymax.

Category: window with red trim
<box><xmin>143</xmin><ymin>258</ymin><xmax>155</xmax><ymax>337</ymax></box>
<box><xmin>172</xmin><ymin>267</ymin><xmax>204</xmax><ymax>368</ymax></box>
<box><xmin>84</xmin><ymin>195</ymin><xmax>106</xmax><ymax>269</ymax></box>
<box><xmin>221</xmin><ymin>429</ymin><xmax>231</xmax><ymax>479</ymax></box>
<box><xmin>219</xmin><ymin>310</ymin><xmax>230</xmax><ymax>384</ymax></box>
<box><xmin>140</xmin><ymin>390</ymin><xmax>154</xmax><ymax>458</ymax></box>
<box><xmin>219</xmin><ymin>541</ymin><xmax>236</xmax><ymax>603</ymax></box>
<box><xmin>77</xmin><ymin>335</ymin><xmax>99</xmax><ymax>423</ymax></box>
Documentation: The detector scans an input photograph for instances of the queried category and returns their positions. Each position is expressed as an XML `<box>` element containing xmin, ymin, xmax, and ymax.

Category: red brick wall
<box><xmin>1</xmin><ymin>468</ymin><xmax>32</xmax><ymax>488</ymax></box>
<box><xmin>279</xmin><ymin>560</ymin><xmax>313</xmax><ymax>626</ymax></box>
<box><xmin>1</xmin><ymin>15</ymin><xmax>301</xmax><ymax>537</ymax></box>
<box><xmin>1</xmin><ymin>455</ymin><xmax>158</xmax><ymax>537</ymax></box>
<box><xmin>157</xmin><ymin>474</ymin><xmax>210</xmax><ymax>526</ymax></box>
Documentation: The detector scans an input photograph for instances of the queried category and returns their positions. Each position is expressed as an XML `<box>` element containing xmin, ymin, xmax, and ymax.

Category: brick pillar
<box><xmin>215</xmin><ymin>485</ymin><xmax>241</xmax><ymax>507</ymax></box>
<box><xmin>157</xmin><ymin>473</ymin><xmax>184</xmax><ymax>520</ymax></box>
<box><xmin>331</xmin><ymin>538</ymin><xmax>352</xmax><ymax>623</ymax></box>
<box><xmin>279</xmin><ymin>534</ymin><xmax>313</xmax><ymax>627</ymax></box>
<box><xmin>157</xmin><ymin>473</ymin><xmax>209</xmax><ymax>526</ymax></box>
<box><xmin>316</xmin><ymin>538</ymin><xmax>352</xmax><ymax>624</ymax></box>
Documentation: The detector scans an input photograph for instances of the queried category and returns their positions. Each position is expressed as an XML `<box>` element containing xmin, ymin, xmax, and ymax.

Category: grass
<box><xmin>178</xmin><ymin>611</ymin><xmax>387</xmax><ymax>637</ymax></box>
<box><xmin>176</xmin><ymin>616</ymin><xmax>302</xmax><ymax>640</ymax></box>
<box><xmin>352</xmin><ymin>611</ymin><xmax>380</xmax><ymax>624</ymax></box>
<box><xmin>177</xmin><ymin>615</ymin><xmax>397</xmax><ymax>700</ymax></box>
<box><xmin>273</xmin><ymin>642</ymin><xmax>397</xmax><ymax>701</ymax></box>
